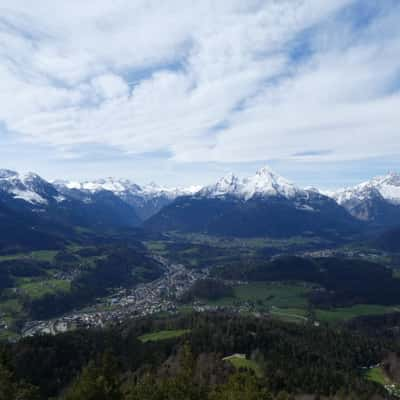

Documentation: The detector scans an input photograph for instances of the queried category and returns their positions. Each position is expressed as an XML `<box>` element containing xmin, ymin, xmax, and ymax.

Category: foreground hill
<box><xmin>0</xmin><ymin>313</ymin><xmax>389</xmax><ymax>399</ymax></box>
<box><xmin>144</xmin><ymin>167</ymin><xmax>362</xmax><ymax>238</ymax></box>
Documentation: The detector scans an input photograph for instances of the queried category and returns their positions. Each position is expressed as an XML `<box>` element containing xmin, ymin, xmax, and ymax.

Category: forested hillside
<box><xmin>0</xmin><ymin>313</ymin><xmax>392</xmax><ymax>399</ymax></box>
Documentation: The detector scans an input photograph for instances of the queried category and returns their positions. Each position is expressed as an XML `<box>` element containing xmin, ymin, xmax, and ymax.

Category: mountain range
<box><xmin>54</xmin><ymin>178</ymin><xmax>201</xmax><ymax>220</ymax></box>
<box><xmin>329</xmin><ymin>173</ymin><xmax>400</xmax><ymax>225</ymax></box>
<box><xmin>144</xmin><ymin>167</ymin><xmax>364</xmax><ymax>237</ymax></box>
<box><xmin>1</xmin><ymin>167</ymin><xmax>400</xmax><ymax>247</ymax></box>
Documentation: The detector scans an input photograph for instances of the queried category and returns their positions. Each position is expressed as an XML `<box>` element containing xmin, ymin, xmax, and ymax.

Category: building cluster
<box><xmin>22</xmin><ymin>259</ymin><xmax>207</xmax><ymax>337</ymax></box>
<box><xmin>385</xmin><ymin>383</ymin><xmax>400</xmax><ymax>397</ymax></box>
<box><xmin>302</xmin><ymin>248</ymin><xmax>387</xmax><ymax>260</ymax></box>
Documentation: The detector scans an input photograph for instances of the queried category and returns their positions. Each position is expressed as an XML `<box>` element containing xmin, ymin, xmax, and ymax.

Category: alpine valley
<box><xmin>3</xmin><ymin>2</ymin><xmax>400</xmax><ymax>398</ymax></box>
<box><xmin>2</xmin><ymin>166</ymin><xmax>400</xmax><ymax>400</ymax></box>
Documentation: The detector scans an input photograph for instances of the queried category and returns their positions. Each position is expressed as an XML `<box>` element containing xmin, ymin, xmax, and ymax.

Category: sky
<box><xmin>0</xmin><ymin>0</ymin><xmax>399</xmax><ymax>189</ymax></box>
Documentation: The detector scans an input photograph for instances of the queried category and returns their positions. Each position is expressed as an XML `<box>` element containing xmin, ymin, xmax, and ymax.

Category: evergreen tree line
<box><xmin>0</xmin><ymin>313</ymin><xmax>393</xmax><ymax>399</ymax></box>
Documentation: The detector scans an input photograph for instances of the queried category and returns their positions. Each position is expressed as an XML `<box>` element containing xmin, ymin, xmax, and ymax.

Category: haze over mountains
<box><xmin>1</xmin><ymin>166</ymin><xmax>400</xmax><ymax>246</ymax></box>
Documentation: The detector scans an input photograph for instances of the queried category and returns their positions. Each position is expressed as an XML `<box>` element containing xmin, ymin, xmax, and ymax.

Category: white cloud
<box><xmin>91</xmin><ymin>74</ymin><xmax>129</xmax><ymax>99</ymax></box>
<box><xmin>0</xmin><ymin>0</ymin><xmax>399</xmax><ymax>166</ymax></box>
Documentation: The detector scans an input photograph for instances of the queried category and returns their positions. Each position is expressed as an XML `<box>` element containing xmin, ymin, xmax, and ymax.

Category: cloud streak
<box><xmin>0</xmin><ymin>0</ymin><xmax>399</xmax><ymax>169</ymax></box>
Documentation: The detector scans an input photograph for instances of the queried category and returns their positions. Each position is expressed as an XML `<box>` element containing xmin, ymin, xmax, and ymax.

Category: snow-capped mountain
<box><xmin>140</xmin><ymin>182</ymin><xmax>201</xmax><ymax>199</ymax></box>
<box><xmin>0</xmin><ymin>169</ymin><xmax>62</xmax><ymax>205</ymax></box>
<box><xmin>0</xmin><ymin>169</ymin><xmax>142</xmax><ymax>234</ymax></box>
<box><xmin>333</xmin><ymin>173</ymin><xmax>400</xmax><ymax>205</ymax></box>
<box><xmin>0</xmin><ymin>170</ymin><xmax>200</xmax><ymax>224</ymax></box>
<box><xmin>198</xmin><ymin>167</ymin><xmax>304</xmax><ymax>200</ymax></box>
<box><xmin>2</xmin><ymin>166</ymin><xmax>399</xmax><ymax>244</ymax></box>
<box><xmin>329</xmin><ymin>173</ymin><xmax>400</xmax><ymax>224</ymax></box>
<box><xmin>55</xmin><ymin>177</ymin><xmax>141</xmax><ymax>194</ymax></box>
<box><xmin>366</xmin><ymin>173</ymin><xmax>400</xmax><ymax>205</ymax></box>
<box><xmin>55</xmin><ymin>177</ymin><xmax>200</xmax><ymax>199</ymax></box>
<box><xmin>145</xmin><ymin>166</ymin><xmax>362</xmax><ymax>238</ymax></box>
<box><xmin>54</xmin><ymin>178</ymin><xmax>201</xmax><ymax>220</ymax></box>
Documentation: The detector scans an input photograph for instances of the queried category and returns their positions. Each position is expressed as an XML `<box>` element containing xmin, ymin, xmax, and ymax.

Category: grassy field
<box><xmin>315</xmin><ymin>304</ymin><xmax>400</xmax><ymax>323</ymax></box>
<box><xmin>166</xmin><ymin>233</ymin><xmax>329</xmax><ymax>250</ymax></box>
<box><xmin>0</xmin><ymin>250</ymin><xmax>58</xmax><ymax>262</ymax></box>
<box><xmin>0</xmin><ymin>246</ymin><xmax>107</xmax><ymax>264</ymax></box>
<box><xmin>0</xmin><ymin>279</ymin><xmax>71</xmax><ymax>335</ymax></box>
<box><xmin>30</xmin><ymin>250</ymin><xmax>59</xmax><ymax>262</ymax></box>
<box><xmin>235</xmin><ymin>283</ymin><xmax>310</xmax><ymax>308</ymax></box>
<box><xmin>269</xmin><ymin>307</ymin><xmax>308</xmax><ymax>323</ymax></box>
<box><xmin>0</xmin><ymin>246</ymin><xmax>110</xmax><ymax>340</ymax></box>
<box><xmin>199</xmin><ymin>282</ymin><xmax>312</xmax><ymax>324</ymax></box>
<box><xmin>0</xmin><ymin>298</ymin><xmax>23</xmax><ymax>315</ymax></box>
<box><xmin>145</xmin><ymin>241</ymin><xmax>168</xmax><ymax>253</ymax></box>
<box><xmin>206</xmin><ymin>282</ymin><xmax>312</xmax><ymax>310</ymax></box>
<box><xmin>366</xmin><ymin>367</ymin><xmax>400</xmax><ymax>396</ymax></box>
<box><xmin>201</xmin><ymin>282</ymin><xmax>400</xmax><ymax>324</ymax></box>
<box><xmin>366</xmin><ymin>367</ymin><xmax>390</xmax><ymax>386</ymax></box>
<box><xmin>20</xmin><ymin>279</ymin><xmax>71</xmax><ymax>299</ymax></box>
<box><xmin>144</xmin><ymin>233</ymin><xmax>331</xmax><ymax>270</ymax></box>
<box><xmin>138</xmin><ymin>329</ymin><xmax>190</xmax><ymax>343</ymax></box>
<box><xmin>223</xmin><ymin>354</ymin><xmax>263</xmax><ymax>377</ymax></box>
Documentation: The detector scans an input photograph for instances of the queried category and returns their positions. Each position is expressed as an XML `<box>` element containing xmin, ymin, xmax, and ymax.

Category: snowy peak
<box><xmin>332</xmin><ymin>172</ymin><xmax>400</xmax><ymax>206</ymax></box>
<box><xmin>140</xmin><ymin>182</ymin><xmax>201</xmax><ymax>199</ymax></box>
<box><xmin>53</xmin><ymin>177</ymin><xmax>202</xmax><ymax>220</ymax></box>
<box><xmin>369</xmin><ymin>172</ymin><xmax>400</xmax><ymax>204</ymax></box>
<box><xmin>199</xmin><ymin>166</ymin><xmax>303</xmax><ymax>200</ymax></box>
<box><xmin>54</xmin><ymin>177</ymin><xmax>201</xmax><ymax>200</ymax></box>
<box><xmin>55</xmin><ymin>177</ymin><xmax>139</xmax><ymax>194</ymax></box>
<box><xmin>332</xmin><ymin>185</ymin><xmax>382</xmax><ymax>205</ymax></box>
<box><xmin>255</xmin><ymin>166</ymin><xmax>277</xmax><ymax>177</ymax></box>
<box><xmin>0</xmin><ymin>170</ymin><xmax>54</xmax><ymax>205</ymax></box>
<box><xmin>327</xmin><ymin>172</ymin><xmax>400</xmax><ymax>223</ymax></box>
<box><xmin>375</xmin><ymin>172</ymin><xmax>400</xmax><ymax>185</ymax></box>
<box><xmin>23</xmin><ymin>172</ymin><xmax>58</xmax><ymax>198</ymax></box>
<box><xmin>242</xmin><ymin>167</ymin><xmax>301</xmax><ymax>200</ymax></box>
<box><xmin>55</xmin><ymin>177</ymin><xmax>201</xmax><ymax>200</ymax></box>
<box><xmin>199</xmin><ymin>173</ymin><xmax>241</xmax><ymax>198</ymax></box>
<box><xmin>0</xmin><ymin>169</ymin><xmax>18</xmax><ymax>179</ymax></box>
<box><xmin>3</xmin><ymin>167</ymin><xmax>399</xmax><ymax>223</ymax></box>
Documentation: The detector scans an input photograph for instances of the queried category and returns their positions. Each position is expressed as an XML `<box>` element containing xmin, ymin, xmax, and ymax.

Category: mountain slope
<box><xmin>144</xmin><ymin>167</ymin><xmax>362</xmax><ymax>238</ymax></box>
<box><xmin>373</xmin><ymin>227</ymin><xmax>400</xmax><ymax>252</ymax></box>
<box><xmin>0</xmin><ymin>200</ymin><xmax>68</xmax><ymax>250</ymax></box>
<box><xmin>45</xmin><ymin>190</ymin><xmax>141</xmax><ymax>229</ymax></box>
<box><xmin>331</xmin><ymin>173</ymin><xmax>400</xmax><ymax>226</ymax></box>
<box><xmin>55</xmin><ymin>178</ymin><xmax>201</xmax><ymax>220</ymax></box>
<box><xmin>0</xmin><ymin>170</ymin><xmax>142</xmax><ymax>249</ymax></box>
<box><xmin>0</xmin><ymin>186</ymin><xmax>78</xmax><ymax>250</ymax></box>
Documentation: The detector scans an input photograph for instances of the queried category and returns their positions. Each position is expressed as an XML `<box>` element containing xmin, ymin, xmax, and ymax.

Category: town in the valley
<box><xmin>21</xmin><ymin>257</ymin><xmax>207</xmax><ymax>337</ymax></box>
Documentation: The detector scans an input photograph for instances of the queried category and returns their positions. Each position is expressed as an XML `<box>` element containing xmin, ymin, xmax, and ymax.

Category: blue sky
<box><xmin>0</xmin><ymin>0</ymin><xmax>399</xmax><ymax>189</ymax></box>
